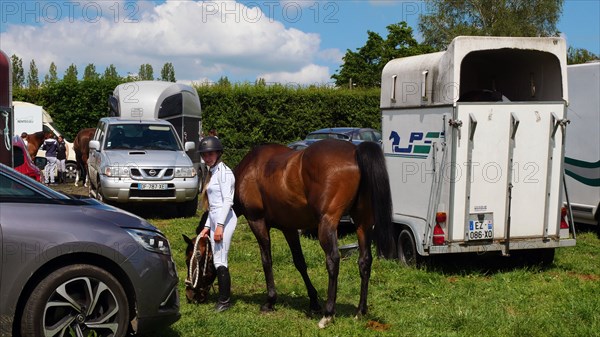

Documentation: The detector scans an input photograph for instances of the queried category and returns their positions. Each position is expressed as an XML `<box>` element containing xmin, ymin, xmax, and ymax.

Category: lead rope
<box><xmin>186</xmin><ymin>237</ymin><xmax>212</xmax><ymax>290</ymax></box>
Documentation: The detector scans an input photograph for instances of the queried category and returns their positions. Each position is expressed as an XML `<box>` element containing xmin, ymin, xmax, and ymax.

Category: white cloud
<box><xmin>259</xmin><ymin>64</ymin><xmax>332</xmax><ymax>86</ymax></box>
<box><xmin>1</xmin><ymin>0</ymin><xmax>325</xmax><ymax>84</ymax></box>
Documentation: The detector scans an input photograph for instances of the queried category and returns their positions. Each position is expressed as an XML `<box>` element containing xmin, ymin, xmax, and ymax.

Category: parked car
<box><xmin>88</xmin><ymin>117</ymin><xmax>199</xmax><ymax>216</ymax></box>
<box><xmin>0</xmin><ymin>163</ymin><xmax>180</xmax><ymax>336</ymax></box>
<box><xmin>288</xmin><ymin>127</ymin><xmax>382</xmax><ymax>150</ymax></box>
<box><xmin>11</xmin><ymin>135</ymin><xmax>41</xmax><ymax>182</ymax></box>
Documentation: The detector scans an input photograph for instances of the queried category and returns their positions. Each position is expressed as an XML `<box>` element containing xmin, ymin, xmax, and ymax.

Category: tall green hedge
<box><xmin>14</xmin><ymin>81</ymin><xmax>381</xmax><ymax>167</ymax></box>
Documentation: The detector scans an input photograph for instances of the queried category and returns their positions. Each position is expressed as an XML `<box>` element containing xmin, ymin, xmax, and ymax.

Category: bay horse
<box><xmin>25</xmin><ymin>131</ymin><xmax>53</xmax><ymax>159</ymax></box>
<box><xmin>73</xmin><ymin>128</ymin><xmax>95</xmax><ymax>187</ymax></box>
<box><xmin>234</xmin><ymin>139</ymin><xmax>394</xmax><ymax>328</ymax></box>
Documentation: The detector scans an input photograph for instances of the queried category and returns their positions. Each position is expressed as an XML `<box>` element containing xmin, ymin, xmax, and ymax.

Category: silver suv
<box><xmin>88</xmin><ymin>117</ymin><xmax>199</xmax><ymax>216</ymax></box>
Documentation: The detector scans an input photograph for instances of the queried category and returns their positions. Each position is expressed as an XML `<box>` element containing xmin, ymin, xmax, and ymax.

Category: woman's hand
<box><xmin>214</xmin><ymin>224</ymin><xmax>224</xmax><ymax>242</ymax></box>
<box><xmin>200</xmin><ymin>227</ymin><xmax>209</xmax><ymax>239</ymax></box>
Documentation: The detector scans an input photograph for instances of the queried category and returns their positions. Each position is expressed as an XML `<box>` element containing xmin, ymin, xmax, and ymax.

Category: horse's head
<box><xmin>182</xmin><ymin>234</ymin><xmax>216</xmax><ymax>304</ymax></box>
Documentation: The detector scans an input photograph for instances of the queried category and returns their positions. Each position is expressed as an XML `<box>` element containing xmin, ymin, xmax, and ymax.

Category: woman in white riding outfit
<box><xmin>198</xmin><ymin>136</ymin><xmax>237</xmax><ymax>312</ymax></box>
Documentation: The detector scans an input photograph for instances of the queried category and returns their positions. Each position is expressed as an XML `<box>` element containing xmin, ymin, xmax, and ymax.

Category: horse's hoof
<box><xmin>318</xmin><ymin>316</ymin><xmax>333</xmax><ymax>329</ymax></box>
<box><xmin>260</xmin><ymin>303</ymin><xmax>274</xmax><ymax>312</ymax></box>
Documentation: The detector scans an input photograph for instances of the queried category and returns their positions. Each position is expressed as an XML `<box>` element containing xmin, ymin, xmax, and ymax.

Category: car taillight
<box><xmin>433</xmin><ymin>212</ymin><xmax>446</xmax><ymax>245</ymax></box>
<box><xmin>560</xmin><ymin>207</ymin><xmax>569</xmax><ymax>229</ymax></box>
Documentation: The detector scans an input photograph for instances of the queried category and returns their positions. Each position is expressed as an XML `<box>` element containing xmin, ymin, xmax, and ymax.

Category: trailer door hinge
<box><xmin>448</xmin><ymin>118</ymin><xmax>463</xmax><ymax>139</ymax></box>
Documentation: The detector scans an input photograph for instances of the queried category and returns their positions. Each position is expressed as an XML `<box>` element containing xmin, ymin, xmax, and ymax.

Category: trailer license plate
<box><xmin>467</xmin><ymin>220</ymin><xmax>493</xmax><ymax>240</ymax></box>
<box><xmin>139</xmin><ymin>183</ymin><xmax>167</xmax><ymax>190</ymax></box>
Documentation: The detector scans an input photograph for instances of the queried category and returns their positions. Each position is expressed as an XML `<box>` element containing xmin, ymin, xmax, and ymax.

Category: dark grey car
<box><xmin>0</xmin><ymin>164</ymin><xmax>180</xmax><ymax>336</ymax></box>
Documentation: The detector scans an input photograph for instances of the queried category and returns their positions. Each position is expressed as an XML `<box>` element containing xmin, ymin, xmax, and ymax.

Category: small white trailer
<box><xmin>13</xmin><ymin>101</ymin><xmax>78</xmax><ymax>181</ymax></box>
<box><xmin>381</xmin><ymin>36</ymin><xmax>576</xmax><ymax>265</ymax></box>
<box><xmin>564</xmin><ymin>62</ymin><xmax>600</xmax><ymax>228</ymax></box>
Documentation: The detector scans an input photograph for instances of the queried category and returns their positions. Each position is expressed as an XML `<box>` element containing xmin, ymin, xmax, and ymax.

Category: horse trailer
<box><xmin>381</xmin><ymin>36</ymin><xmax>576</xmax><ymax>266</ymax></box>
<box><xmin>108</xmin><ymin>81</ymin><xmax>204</xmax><ymax>176</ymax></box>
<box><xmin>564</xmin><ymin>62</ymin><xmax>600</xmax><ymax>228</ymax></box>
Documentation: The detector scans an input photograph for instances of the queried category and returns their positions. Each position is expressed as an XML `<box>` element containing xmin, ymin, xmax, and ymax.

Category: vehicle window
<box><xmin>306</xmin><ymin>133</ymin><xmax>326</xmax><ymax>140</ymax></box>
<box><xmin>0</xmin><ymin>173</ymin><xmax>45</xmax><ymax>198</ymax></box>
<box><xmin>159</xmin><ymin>93</ymin><xmax>183</xmax><ymax>118</ymax></box>
<box><xmin>360</xmin><ymin>131</ymin><xmax>374</xmax><ymax>141</ymax></box>
<box><xmin>107</xmin><ymin>124</ymin><xmax>181</xmax><ymax>150</ymax></box>
<box><xmin>106</xmin><ymin>126</ymin><xmax>127</xmax><ymax>149</ymax></box>
<box><xmin>13</xmin><ymin>146</ymin><xmax>25</xmax><ymax>167</ymax></box>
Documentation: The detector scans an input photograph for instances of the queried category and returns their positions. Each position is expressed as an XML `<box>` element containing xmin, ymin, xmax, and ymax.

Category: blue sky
<box><xmin>1</xmin><ymin>0</ymin><xmax>598</xmax><ymax>85</ymax></box>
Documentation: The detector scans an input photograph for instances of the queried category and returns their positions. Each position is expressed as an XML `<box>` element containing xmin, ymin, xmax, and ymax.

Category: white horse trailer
<box><xmin>564</xmin><ymin>62</ymin><xmax>600</xmax><ymax>228</ymax></box>
<box><xmin>108</xmin><ymin>81</ymin><xmax>204</xmax><ymax>175</ymax></box>
<box><xmin>381</xmin><ymin>36</ymin><xmax>576</xmax><ymax>266</ymax></box>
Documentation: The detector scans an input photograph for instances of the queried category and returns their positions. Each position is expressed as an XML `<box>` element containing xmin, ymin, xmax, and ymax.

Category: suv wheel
<box><xmin>21</xmin><ymin>264</ymin><xmax>130</xmax><ymax>337</ymax></box>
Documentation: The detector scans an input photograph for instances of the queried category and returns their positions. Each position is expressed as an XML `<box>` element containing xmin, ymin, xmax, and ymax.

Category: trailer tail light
<box><xmin>560</xmin><ymin>207</ymin><xmax>569</xmax><ymax>229</ymax></box>
<box><xmin>559</xmin><ymin>207</ymin><xmax>571</xmax><ymax>239</ymax></box>
<box><xmin>433</xmin><ymin>212</ymin><xmax>446</xmax><ymax>245</ymax></box>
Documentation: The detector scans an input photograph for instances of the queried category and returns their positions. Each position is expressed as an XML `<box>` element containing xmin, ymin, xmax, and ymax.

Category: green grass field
<box><xmin>141</xmin><ymin>216</ymin><xmax>600</xmax><ymax>337</ymax></box>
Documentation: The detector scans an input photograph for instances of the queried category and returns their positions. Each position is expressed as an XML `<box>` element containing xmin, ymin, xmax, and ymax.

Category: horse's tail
<box><xmin>356</xmin><ymin>142</ymin><xmax>395</xmax><ymax>258</ymax></box>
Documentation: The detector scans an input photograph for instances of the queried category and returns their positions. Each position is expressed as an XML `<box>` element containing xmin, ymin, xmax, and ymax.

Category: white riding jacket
<box><xmin>206</xmin><ymin>161</ymin><xmax>236</xmax><ymax>226</ymax></box>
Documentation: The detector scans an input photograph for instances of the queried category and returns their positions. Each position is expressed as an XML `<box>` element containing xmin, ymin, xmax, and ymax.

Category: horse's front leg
<box><xmin>282</xmin><ymin>229</ymin><xmax>321</xmax><ymax>314</ymax></box>
<box><xmin>317</xmin><ymin>221</ymin><xmax>340</xmax><ymax>328</ymax></box>
<box><xmin>248</xmin><ymin>219</ymin><xmax>277</xmax><ymax>311</ymax></box>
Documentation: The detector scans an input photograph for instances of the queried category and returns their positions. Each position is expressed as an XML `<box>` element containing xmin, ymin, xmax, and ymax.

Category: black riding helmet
<box><xmin>198</xmin><ymin>136</ymin><xmax>223</xmax><ymax>153</ymax></box>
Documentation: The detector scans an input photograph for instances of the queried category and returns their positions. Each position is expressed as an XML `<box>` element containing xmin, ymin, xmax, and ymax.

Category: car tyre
<box><xmin>21</xmin><ymin>264</ymin><xmax>130</xmax><ymax>337</ymax></box>
<box><xmin>397</xmin><ymin>229</ymin><xmax>419</xmax><ymax>267</ymax></box>
<box><xmin>96</xmin><ymin>179</ymin><xmax>110</xmax><ymax>205</ymax></box>
<box><xmin>64</xmin><ymin>162</ymin><xmax>78</xmax><ymax>183</ymax></box>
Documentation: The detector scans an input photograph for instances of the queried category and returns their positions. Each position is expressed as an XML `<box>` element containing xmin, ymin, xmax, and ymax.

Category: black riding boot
<box><xmin>215</xmin><ymin>266</ymin><xmax>231</xmax><ymax>312</ymax></box>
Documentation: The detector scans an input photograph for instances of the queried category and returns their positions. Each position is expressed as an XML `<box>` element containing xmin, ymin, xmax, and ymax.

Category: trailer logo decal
<box><xmin>388</xmin><ymin>131</ymin><xmax>443</xmax><ymax>159</ymax></box>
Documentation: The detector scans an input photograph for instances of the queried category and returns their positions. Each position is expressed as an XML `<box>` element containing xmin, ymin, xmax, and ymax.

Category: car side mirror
<box><xmin>184</xmin><ymin>141</ymin><xmax>195</xmax><ymax>151</ymax></box>
<box><xmin>89</xmin><ymin>140</ymin><xmax>100</xmax><ymax>151</ymax></box>
<box><xmin>34</xmin><ymin>157</ymin><xmax>47</xmax><ymax>170</ymax></box>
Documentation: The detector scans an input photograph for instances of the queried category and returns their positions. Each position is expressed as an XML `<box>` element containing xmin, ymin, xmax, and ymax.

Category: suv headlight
<box><xmin>104</xmin><ymin>165</ymin><xmax>130</xmax><ymax>178</ymax></box>
<box><xmin>126</xmin><ymin>229</ymin><xmax>171</xmax><ymax>255</ymax></box>
<box><xmin>174</xmin><ymin>167</ymin><xmax>196</xmax><ymax>178</ymax></box>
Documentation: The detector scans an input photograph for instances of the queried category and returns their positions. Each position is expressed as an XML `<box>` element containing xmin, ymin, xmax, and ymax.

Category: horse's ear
<box><xmin>182</xmin><ymin>234</ymin><xmax>193</xmax><ymax>245</ymax></box>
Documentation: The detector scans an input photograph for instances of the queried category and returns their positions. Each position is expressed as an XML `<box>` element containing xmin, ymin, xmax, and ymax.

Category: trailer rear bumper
<box><xmin>427</xmin><ymin>238</ymin><xmax>576</xmax><ymax>255</ymax></box>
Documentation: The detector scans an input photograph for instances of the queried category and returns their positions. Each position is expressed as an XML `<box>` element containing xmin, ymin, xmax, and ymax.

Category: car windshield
<box><xmin>105</xmin><ymin>124</ymin><xmax>181</xmax><ymax>151</ymax></box>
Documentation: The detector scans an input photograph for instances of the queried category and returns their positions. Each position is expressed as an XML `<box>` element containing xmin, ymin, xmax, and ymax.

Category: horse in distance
<box><xmin>73</xmin><ymin>128</ymin><xmax>95</xmax><ymax>187</ymax></box>
<box><xmin>25</xmin><ymin>131</ymin><xmax>53</xmax><ymax>159</ymax></box>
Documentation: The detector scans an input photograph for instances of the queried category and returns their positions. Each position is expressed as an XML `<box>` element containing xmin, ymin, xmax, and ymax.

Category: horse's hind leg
<box><xmin>354</xmin><ymin>221</ymin><xmax>373</xmax><ymax>317</ymax></box>
<box><xmin>282</xmin><ymin>229</ymin><xmax>321</xmax><ymax>313</ymax></box>
<box><xmin>247</xmin><ymin>219</ymin><xmax>277</xmax><ymax>311</ymax></box>
<box><xmin>317</xmin><ymin>220</ymin><xmax>341</xmax><ymax>328</ymax></box>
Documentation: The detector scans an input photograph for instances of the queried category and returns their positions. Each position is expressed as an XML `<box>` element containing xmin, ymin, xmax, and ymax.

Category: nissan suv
<box><xmin>88</xmin><ymin>117</ymin><xmax>199</xmax><ymax>216</ymax></box>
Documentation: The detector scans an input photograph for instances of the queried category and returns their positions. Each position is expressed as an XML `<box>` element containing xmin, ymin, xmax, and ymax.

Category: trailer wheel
<box><xmin>397</xmin><ymin>229</ymin><xmax>419</xmax><ymax>267</ymax></box>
